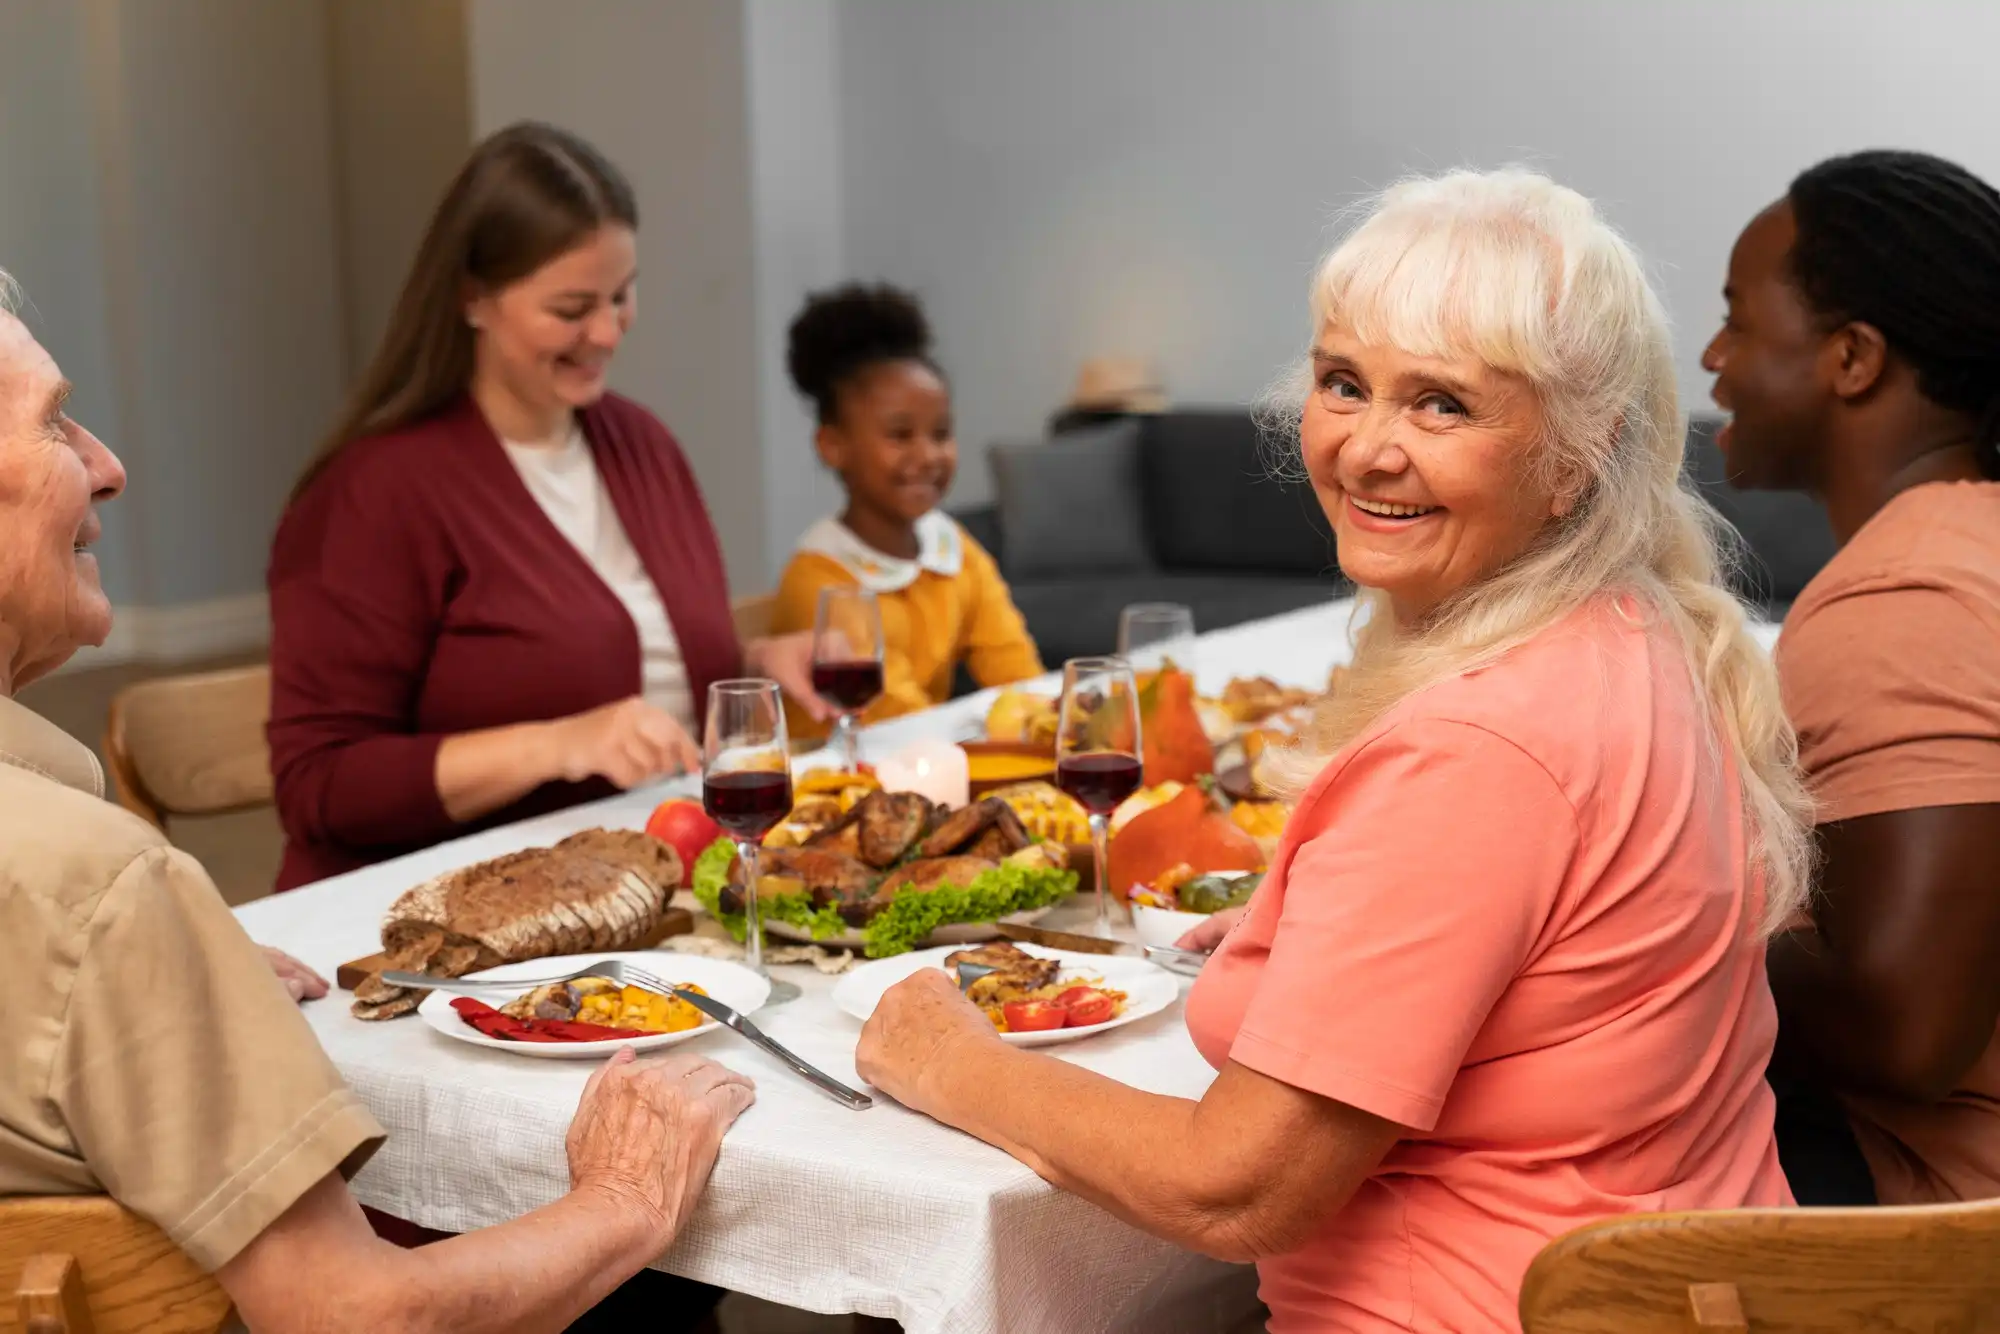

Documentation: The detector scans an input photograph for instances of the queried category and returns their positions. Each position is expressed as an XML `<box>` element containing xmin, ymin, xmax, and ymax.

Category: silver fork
<box><xmin>618</xmin><ymin>963</ymin><xmax>873</xmax><ymax>1111</ymax></box>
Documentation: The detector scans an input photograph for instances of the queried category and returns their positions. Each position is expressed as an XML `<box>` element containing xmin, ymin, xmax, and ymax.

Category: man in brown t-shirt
<box><xmin>0</xmin><ymin>274</ymin><xmax>755</xmax><ymax>1330</ymax></box>
<box><xmin>1702</xmin><ymin>150</ymin><xmax>2000</xmax><ymax>1204</ymax></box>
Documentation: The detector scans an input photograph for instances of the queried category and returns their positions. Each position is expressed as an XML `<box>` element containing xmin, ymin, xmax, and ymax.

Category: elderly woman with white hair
<box><xmin>857</xmin><ymin>169</ymin><xmax>1810</xmax><ymax>1331</ymax></box>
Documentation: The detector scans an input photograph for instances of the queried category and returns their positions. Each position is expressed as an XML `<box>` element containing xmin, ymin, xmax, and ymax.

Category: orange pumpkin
<box><xmin>1106</xmin><ymin>783</ymin><xmax>1263</xmax><ymax>900</ymax></box>
<box><xmin>1140</xmin><ymin>666</ymin><xmax>1215</xmax><ymax>786</ymax></box>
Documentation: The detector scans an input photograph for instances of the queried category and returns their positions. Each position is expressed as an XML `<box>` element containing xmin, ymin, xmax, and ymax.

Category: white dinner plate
<box><xmin>763</xmin><ymin>904</ymin><xmax>1054</xmax><ymax>951</ymax></box>
<box><xmin>831</xmin><ymin>944</ymin><xmax>1179</xmax><ymax>1047</ymax></box>
<box><xmin>415</xmin><ymin>952</ymin><xmax>771</xmax><ymax>1061</ymax></box>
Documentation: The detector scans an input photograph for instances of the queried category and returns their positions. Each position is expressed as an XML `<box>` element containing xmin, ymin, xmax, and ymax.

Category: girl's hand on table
<box><xmin>745</xmin><ymin>631</ymin><xmax>838</xmax><ymax>723</ymax></box>
<box><xmin>856</xmin><ymin>969</ymin><xmax>1005</xmax><ymax>1115</ymax></box>
<box><xmin>1175</xmin><ymin>905</ymin><xmax>1247</xmax><ymax>952</ymax></box>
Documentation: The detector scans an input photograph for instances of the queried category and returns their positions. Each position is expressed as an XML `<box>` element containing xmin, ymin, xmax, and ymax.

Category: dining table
<box><xmin>233</xmin><ymin>596</ymin><xmax>1782</xmax><ymax>1333</ymax></box>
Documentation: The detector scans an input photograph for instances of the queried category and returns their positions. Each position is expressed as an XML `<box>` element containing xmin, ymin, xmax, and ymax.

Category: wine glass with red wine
<box><xmin>810</xmin><ymin>586</ymin><xmax>885</xmax><ymax>772</ymax></box>
<box><xmin>1054</xmin><ymin>655</ymin><xmax>1143</xmax><ymax>932</ymax></box>
<box><xmin>702</xmin><ymin>678</ymin><xmax>800</xmax><ymax>1004</ymax></box>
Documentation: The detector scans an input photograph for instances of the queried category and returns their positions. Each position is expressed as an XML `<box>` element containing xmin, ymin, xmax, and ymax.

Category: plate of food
<box><xmin>414</xmin><ymin>952</ymin><xmax>769</xmax><ymax>1060</ymax></box>
<box><xmin>832</xmin><ymin>941</ymin><xmax>1179</xmax><ymax>1047</ymax></box>
<box><xmin>1130</xmin><ymin>867</ymin><xmax>1262</xmax><ymax>948</ymax></box>
<box><xmin>691</xmin><ymin>789</ymin><xmax>1081</xmax><ymax>957</ymax></box>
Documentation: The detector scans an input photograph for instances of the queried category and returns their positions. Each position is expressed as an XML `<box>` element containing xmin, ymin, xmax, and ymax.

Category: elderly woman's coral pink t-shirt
<box><xmin>1185</xmin><ymin>598</ymin><xmax>1791</xmax><ymax>1333</ymax></box>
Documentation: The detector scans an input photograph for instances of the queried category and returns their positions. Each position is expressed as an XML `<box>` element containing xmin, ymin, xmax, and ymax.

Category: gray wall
<box><xmin>469</xmin><ymin>0</ymin><xmax>772</xmax><ymax>593</ymax></box>
<box><xmin>838</xmin><ymin>0</ymin><xmax>2000</xmax><ymax>505</ymax></box>
<box><xmin>13</xmin><ymin>0</ymin><xmax>2000</xmax><ymax>622</ymax></box>
<box><xmin>745</xmin><ymin>0</ymin><xmax>848</xmax><ymax>581</ymax></box>
<box><xmin>0</xmin><ymin>0</ymin><xmax>133</xmax><ymax>602</ymax></box>
<box><xmin>329</xmin><ymin>0</ymin><xmax>473</xmax><ymax>374</ymax></box>
<box><xmin>97</xmin><ymin>0</ymin><xmax>348</xmax><ymax>609</ymax></box>
<box><xmin>1</xmin><ymin>0</ymin><xmax>471</xmax><ymax>644</ymax></box>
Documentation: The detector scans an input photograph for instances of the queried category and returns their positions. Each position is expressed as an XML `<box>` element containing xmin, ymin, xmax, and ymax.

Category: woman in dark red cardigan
<box><xmin>269</xmin><ymin>122</ymin><xmax>825</xmax><ymax>895</ymax></box>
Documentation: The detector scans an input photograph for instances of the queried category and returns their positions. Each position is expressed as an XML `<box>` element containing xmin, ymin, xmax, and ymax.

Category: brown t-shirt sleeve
<box><xmin>1780</xmin><ymin>583</ymin><xmax>2000</xmax><ymax>822</ymax></box>
<box><xmin>49</xmin><ymin>846</ymin><xmax>384</xmax><ymax>1271</ymax></box>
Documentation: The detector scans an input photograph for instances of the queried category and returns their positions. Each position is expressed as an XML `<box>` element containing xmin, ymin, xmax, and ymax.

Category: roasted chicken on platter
<box><xmin>714</xmin><ymin>792</ymin><xmax>1066</xmax><ymax>926</ymax></box>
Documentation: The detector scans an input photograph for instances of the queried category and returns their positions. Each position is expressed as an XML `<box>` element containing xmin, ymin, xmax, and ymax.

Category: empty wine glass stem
<box><xmin>1089</xmin><ymin>812</ymin><xmax>1111</xmax><ymax>932</ymax></box>
<box><xmin>740</xmin><ymin>838</ymin><xmax>766</xmax><ymax>977</ymax></box>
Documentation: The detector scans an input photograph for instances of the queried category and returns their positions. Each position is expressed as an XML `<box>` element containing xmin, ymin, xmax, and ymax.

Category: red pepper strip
<box><xmin>449</xmin><ymin>997</ymin><xmax>649</xmax><ymax>1043</ymax></box>
<box><xmin>539</xmin><ymin>1020</ymin><xmax>652</xmax><ymax>1042</ymax></box>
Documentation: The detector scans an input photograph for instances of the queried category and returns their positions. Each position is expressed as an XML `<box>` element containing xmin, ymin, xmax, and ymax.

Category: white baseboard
<box><xmin>56</xmin><ymin>593</ymin><xmax>271</xmax><ymax>673</ymax></box>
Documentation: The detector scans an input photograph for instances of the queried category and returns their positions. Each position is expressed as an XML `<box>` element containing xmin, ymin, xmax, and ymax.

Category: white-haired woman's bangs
<box><xmin>1312</xmin><ymin>201</ymin><xmax>1565</xmax><ymax>386</ymax></box>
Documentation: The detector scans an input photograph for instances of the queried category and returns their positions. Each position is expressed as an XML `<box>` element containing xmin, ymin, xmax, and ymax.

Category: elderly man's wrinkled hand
<box><xmin>261</xmin><ymin>946</ymin><xmax>329</xmax><ymax>1003</ymax></box>
<box><xmin>566</xmin><ymin>1048</ymin><xmax>756</xmax><ymax>1248</ymax></box>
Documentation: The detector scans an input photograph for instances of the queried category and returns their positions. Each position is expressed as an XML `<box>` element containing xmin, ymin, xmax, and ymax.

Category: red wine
<box><xmin>1057</xmin><ymin>752</ymin><xmax>1143</xmax><ymax>815</ymax></box>
<box><xmin>703</xmin><ymin>770</ymin><xmax>794</xmax><ymax>838</ymax></box>
<box><xmin>811</xmin><ymin>658</ymin><xmax>885</xmax><ymax>712</ymax></box>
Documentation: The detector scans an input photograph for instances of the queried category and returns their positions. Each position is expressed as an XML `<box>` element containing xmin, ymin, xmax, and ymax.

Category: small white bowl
<box><xmin>1132</xmin><ymin>902</ymin><xmax>1211</xmax><ymax>950</ymax></box>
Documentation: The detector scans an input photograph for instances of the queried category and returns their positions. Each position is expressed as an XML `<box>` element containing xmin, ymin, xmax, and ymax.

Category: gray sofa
<box><xmin>953</xmin><ymin>408</ymin><xmax>1834</xmax><ymax>668</ymax></box>
<box><xmin>959</xmin><ymin>411</ymin><xmax>1350</xmax><ymax>666</ymax></box>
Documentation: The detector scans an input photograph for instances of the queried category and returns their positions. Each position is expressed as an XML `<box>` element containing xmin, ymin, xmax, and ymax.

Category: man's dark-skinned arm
<box><xmin>1769</xmin><ymin>804</ymin><xmax>2000</xmax><ymax>1103</ymax></box>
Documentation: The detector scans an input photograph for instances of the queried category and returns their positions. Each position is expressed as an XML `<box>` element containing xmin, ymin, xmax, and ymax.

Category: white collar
<box><xmin>795</xmin><ymin>512</ymin><xmax>963</xmax><ymax>592</ymax></box>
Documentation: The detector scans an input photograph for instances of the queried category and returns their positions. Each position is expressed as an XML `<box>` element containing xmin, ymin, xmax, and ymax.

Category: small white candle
<box><xmin>877</xmin><ymin>738</ymin><xmax>971</xmax><ymax>808</ymax></box>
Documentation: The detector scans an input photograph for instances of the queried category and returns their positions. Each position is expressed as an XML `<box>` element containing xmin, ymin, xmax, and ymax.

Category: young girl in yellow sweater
<box><xmin>773</xmin><ymin>284</ymin><xmax>1043</xmax><ymax>740</ymax></box>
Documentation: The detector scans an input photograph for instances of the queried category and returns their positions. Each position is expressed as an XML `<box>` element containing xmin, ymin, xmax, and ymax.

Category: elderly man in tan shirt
<box><xmin>0</xmin><ymin>268</ymin><xmax>755</xmax><ymax>1332</ymax></box>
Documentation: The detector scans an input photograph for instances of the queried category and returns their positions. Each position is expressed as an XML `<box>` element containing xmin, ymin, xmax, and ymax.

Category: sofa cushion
<box><xmin>989</xmin><ymin>420</ymin><xmax>1152</xmax><ymax>581</ymax></box>
<box><xmin>1682</xmin><ymin>416</ymin><xmax>1838</xmax><ymax>609</ymax></box>
<box><xmin>1139</xmin><ymin>410</ymin><xmax>1338</xmax><ymax>576</ymax></box>
<box><xmin>1008</xmin><ymin>573</ymin><xmax>1347</xmax><ymax>667</ymax></box>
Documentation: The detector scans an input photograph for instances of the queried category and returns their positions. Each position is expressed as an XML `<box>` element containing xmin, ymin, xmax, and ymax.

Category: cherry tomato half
<box><xmin>1001</xmin><ymin>999</ymin><xmax>1068</xmax><ymax>1032</ymax></box>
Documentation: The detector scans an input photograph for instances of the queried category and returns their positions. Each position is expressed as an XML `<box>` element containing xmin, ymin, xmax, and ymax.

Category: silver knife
<box><xmin>994</xmin><ymin>922</ymin><xmax>1209</xmax><ymax>975</ymax></box>
<box><xmin>659</xmin><ymin>981</ymin><xmax>874</xmax><ymax>1111</ymax></box>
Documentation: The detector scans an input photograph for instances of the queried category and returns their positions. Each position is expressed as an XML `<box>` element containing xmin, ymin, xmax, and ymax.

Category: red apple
<box><xmin>643</xmin><ymin>799</ymin><xmax>722</xmax><ymax>887</ymax></box>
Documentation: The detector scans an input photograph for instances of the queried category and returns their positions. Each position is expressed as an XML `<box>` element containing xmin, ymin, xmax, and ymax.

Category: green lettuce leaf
<box><xmin>687</xmin><ymin>837</ymin><xmax>847</xmax><ymax>943</ymax></box>
<box><xmin>689</xmin><ymin>836</ymin><xmax>1079</xmax><ymax>957</ymax></box>
<box><xmin>860</xmin><ymin>859</ymin><xmax>1079</xmax><ymax>958</ymax></box>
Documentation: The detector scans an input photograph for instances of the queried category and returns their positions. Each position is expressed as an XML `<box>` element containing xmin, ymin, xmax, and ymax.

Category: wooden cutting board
<box><xmin>335</xmin><ymin>907</ymin><xmax>696</xmax><ymax>992</ymax></box>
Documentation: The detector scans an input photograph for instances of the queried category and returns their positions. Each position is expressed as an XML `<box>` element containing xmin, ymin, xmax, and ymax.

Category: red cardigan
<box><xmin>266</xmin><ymin>394</ymin><xmax>741</xmax><ymax>891</ymax></box>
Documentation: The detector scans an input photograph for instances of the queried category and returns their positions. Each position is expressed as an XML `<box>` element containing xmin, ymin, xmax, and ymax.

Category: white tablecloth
<box><xmin>232</xmin><ymin>600</ymin><xmax>1373</xmax><ymax>1333</ymax></box>
<box><xmin>233</xmin><ymin>598</ymin><xmax>1778</xmax><ymax>1332</ymax></box>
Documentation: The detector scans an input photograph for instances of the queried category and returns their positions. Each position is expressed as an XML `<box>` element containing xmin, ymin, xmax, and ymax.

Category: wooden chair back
<box><xmin>732</xmin><ymin>592</ymin><xmax>778</xmax><ymax>644</ymax></box>
<box><xmin>0</xmin><ymin>1196</ymin><xmax>232</xmax><ymax>1334</ymax></box>
<box><xmin>103</xmin><ymin>665</ymin><xmax>272</xmax><ymax>828</ymax></box>
<box><xmin>1519</xmin><ymin>1198</ymin><xmax>2000</xmax><ymax>1333</ymax></box>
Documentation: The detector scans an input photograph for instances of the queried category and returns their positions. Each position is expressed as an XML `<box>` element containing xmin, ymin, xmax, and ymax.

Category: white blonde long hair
<box><xmin>1272</xmin><ymin>168</ymin><xmax>1812</xmax><ymax>933</ymax></box>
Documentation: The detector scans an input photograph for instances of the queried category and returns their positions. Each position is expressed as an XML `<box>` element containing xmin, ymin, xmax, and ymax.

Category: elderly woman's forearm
<box><xmin>931</xmin><ymin>1044</ymin><xmax>1304</xmax><ymax>1261</ymax></box>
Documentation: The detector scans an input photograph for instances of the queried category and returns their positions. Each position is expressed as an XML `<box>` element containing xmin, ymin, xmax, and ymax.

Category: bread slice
<box><xmin>555</xmin><ymin>828</ymin><xmax>682</xmax><ymax>893</ymax></box>
<box><xmin>358</xmin><ymin>832</ymin><xmax>670</xmax><ymax>1020</ymax></box>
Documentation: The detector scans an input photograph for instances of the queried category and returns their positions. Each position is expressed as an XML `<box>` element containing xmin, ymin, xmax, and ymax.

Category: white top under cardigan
<box><xmin>501</xmin><ymin>427</ymin><xmax>696</xmax><ymax>729</ymax></box>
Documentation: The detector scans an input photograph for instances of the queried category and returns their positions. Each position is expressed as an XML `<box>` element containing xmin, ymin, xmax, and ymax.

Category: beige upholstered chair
<box><xmin>1519</xmin><ymin>1198</ymin><xmax>2000</xmax><ymax>1333</ymax></box>
<box><xmin>1</xmin><ymin>1196</ymin><xmax>232</xmax><ymax>1334</ymax></box>
<box><xmin>103</xmin><ymin>665</ymin><xmax>272</xmax><ymax>829</ymax></box>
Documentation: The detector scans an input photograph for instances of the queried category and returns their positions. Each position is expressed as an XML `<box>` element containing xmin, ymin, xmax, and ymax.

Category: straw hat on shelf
<box><xmin>1063</xmin><ymin>357</ymin><xmax>1168</xmax><ymax>415</ymax></box>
